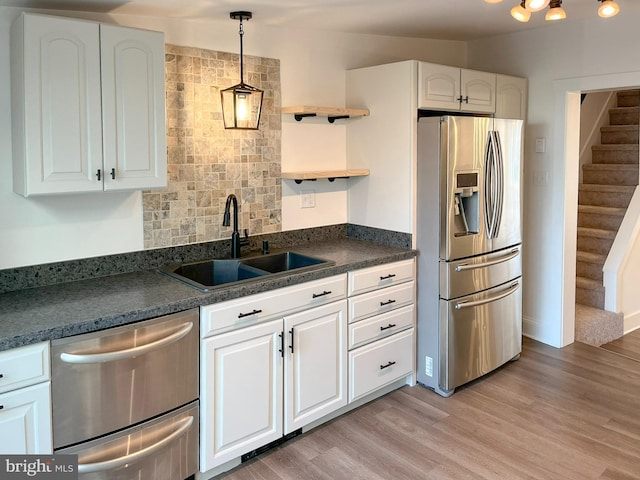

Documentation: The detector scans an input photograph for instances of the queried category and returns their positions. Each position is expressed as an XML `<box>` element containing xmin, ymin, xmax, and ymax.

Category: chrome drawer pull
<box><xmin>60</xmin><ymin>322</ymin><xmax>193</xmax><ymax>364</ymax></box>
<box><xmin>455</xmin><ymin>282</ymin><xmax>520</xmax><ymax>310</ymax></box>
<box><xmin>312</xmin><ymin>290</ymin><xmax>332</xmax><ymax>299</ymax></box>
<box><xmin>380</xmin><ymin>299</ymin><xmax>396</xmax><ymax>306</ymax></box>
<box><xmin>380</xmin><ymin>361</ymin><xmax>396</xmax><ymax>370</ymax></box>
<box><xmin>455</xmin><ymin>248</ymin><xmax>519</xmax><ymax>272</ymax></box>
<box><xmin>77</xmin><ymin>416</ymin><xmax>193</xmax><ymax>473</ymax></box>
<box><xmin>238</xmin><ymin>309</ymin><xmax>262</xmax><ymax>319</ymax></box>
<box><xmin>380</xmin><ymin>273</ymin><xmax>396</xmax><ymax>280</ymax></box>
<box><xmin>380</xmin><ymin>323</ymin><xmax>397</xmax><ymax>331</ymax></box>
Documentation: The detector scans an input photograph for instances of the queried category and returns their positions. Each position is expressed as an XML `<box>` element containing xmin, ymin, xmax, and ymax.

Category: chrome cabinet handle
<box><xmin>380</xmin><ymin>361</ymin><xmax>396</xmax><ymax>370</ymax></box>
<box><xmin>455</xmin><ymin>282</ymin><xmax>520</xmax><ymax>310</ymax></box>
<box><xmin>60</xmin><ymin>322</ymin><xmax>193</xmax><ymax>364</ymax></box>
<box><xmin>238</xmin><ymin>309</ymin><xmax>262</xmax><ymax>319</ymax></box>
<box><xmin>455</xmin><ymin>248</ymin><xmax>520</xmax><ymax>272</ymax></box>
<box><xmin>77</xmin><ymin>416</ymin><xmax>193</xmax><ymax>473</ymax></box>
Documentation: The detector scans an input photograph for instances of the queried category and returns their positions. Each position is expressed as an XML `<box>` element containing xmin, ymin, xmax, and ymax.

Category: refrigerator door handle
<box><xmin>454</xmin><ymin>281</ymin><xmax>520</xmax><ymax>310</ymax></box>
<box><xmin>454</xmin><ymin>248</ymin><xmax>520</xmax><ymax>272</ymax></box>
<box><xmin>483</xmin><ymin>132</ymin><xmax>495</xmax><ymax>238</ymax></box>
<box><xmin>492</xmin><ymin>131</ymin><xmax>504</xmax><ymax>238</ymax></box>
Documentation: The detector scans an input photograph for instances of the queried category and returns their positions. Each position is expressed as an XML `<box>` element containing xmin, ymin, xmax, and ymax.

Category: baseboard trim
<box><xmin>624</xmin><ymin>309</ymin><xmax>640</xmax><ymax>334</ymax></box>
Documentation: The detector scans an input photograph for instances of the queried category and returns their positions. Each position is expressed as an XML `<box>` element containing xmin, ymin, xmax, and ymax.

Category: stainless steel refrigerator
<box><xmin>416</xmin><ymin>115</ymin><xmax>523</xmax><ymax>397</ymax></box>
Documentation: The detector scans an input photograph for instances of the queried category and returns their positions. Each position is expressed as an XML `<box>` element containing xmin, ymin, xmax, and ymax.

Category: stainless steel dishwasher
<box><xmin>51</xmin><ymin>309</ymin><xmax>199</xmax><ymax>480</ymax></box>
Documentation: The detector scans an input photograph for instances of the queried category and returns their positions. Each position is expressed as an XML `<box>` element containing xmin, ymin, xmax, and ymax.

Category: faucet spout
<box><xmin>223</xmin><ymin>194</ymin><xmax>242</xmax><ymax>258</ymax></box>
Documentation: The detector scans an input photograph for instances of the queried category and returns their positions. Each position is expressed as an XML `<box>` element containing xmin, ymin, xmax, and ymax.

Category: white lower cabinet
<box><xmin>0</xmin><ymin>342</ymin><xmax>52</xmax><ymax>454</ymax></box>
<box><xmin>200</xmin><ymin>275</ymin><xmax>348</xmax><ymax>472</ymax></box>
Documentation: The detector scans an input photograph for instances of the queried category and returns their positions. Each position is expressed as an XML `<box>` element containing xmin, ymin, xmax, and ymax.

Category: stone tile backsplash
<box><xmin>143</xmin><ymin>44</ymin><xmax>282</xmax><ymax>249</ymax></box>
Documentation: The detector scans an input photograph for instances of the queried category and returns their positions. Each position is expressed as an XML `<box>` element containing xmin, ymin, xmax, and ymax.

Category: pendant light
<box><xmin>598</xmin><ymin>0</ymin><xmax>620</xmax><ymax>18</ymax></box>
<box><xmin>511</xmin><ymin>1</ymin><xmax>532</xmax><ymax>22</ymax></box>
<box><xmin>221</xmin><ymin>11</ymin><xmax>263</xmax><ymax>130</ymax></box>
<box><xmin>525</xmin><ymin>0</ymin><xmax>550</xmax><ymax>12</ymax></box>
<box><xmin>545</xmin><ymin>0</ymin><xmax>566</xmax><ymax>20</ymax></box>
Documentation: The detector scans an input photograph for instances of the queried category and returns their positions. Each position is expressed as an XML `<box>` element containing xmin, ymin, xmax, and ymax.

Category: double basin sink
<box><xmin>159</xmin><ymin>251</ymin><xmax>334</xmax><ymax>292</ymax></box>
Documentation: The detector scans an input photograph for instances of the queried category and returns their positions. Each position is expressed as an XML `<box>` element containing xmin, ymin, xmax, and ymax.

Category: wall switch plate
<box><xmin>300</xmin><ymin>191</ymin><xmax>315</xmax><ymax>208</ymax></box>
<box><xmin>535</xmin><ymin>138</ymin><xmax>546</xmax><ymax>153</ymax></box>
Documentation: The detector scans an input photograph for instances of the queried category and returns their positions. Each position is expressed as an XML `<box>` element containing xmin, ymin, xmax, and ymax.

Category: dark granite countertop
<box><xmin>0</xmin><ymin>238</ymin><xmax>416</xmax><ymax>351</ymax></box>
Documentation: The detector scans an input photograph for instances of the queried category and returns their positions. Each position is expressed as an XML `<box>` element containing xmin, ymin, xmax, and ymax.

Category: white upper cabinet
<box><xmin>418</xmin><ymin>62</ymin><xmax>496</xmax><ymax>114</ymax></box>
<box><xmin>11</xmin><ymin>13</ymin><xmax>166</xmax><ymax>196</ymax></box>
<box><xmin>496</xmin><ymin>74</ymin><xmax>528</xmax><ymax>120</ymax></box>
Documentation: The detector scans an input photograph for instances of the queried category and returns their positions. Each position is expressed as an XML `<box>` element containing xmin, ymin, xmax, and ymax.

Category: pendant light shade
<box><xmin>598</xmin><ymin>0</ymin><xmax>620</xmax><ymax>18</ymax></box>
<box><xmin>221</xmin><ymin>11</ymin><xmax>263</xmax><ymax>130</ymax></box>
<box><xmin>511</xmin><ymin>1</ymin><xmax>531</xmax><ymax>22</ymax></box>
<box><xmin>545</xmin><ymin>0</ymin><xmax>566</xmax><ymax>20</ymax></box>
<box><xmin>525</xmin><ymin>0</ymin><xmax>550</xmax><ymax>12</ymax></box>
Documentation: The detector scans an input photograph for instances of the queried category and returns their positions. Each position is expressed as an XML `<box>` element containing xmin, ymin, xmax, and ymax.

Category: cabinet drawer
<box><xmin>348</xmin><ymin>259</ymin><xmax>414</xmax><ymax>296</ymax></box>
<box><xmin>0</xmin><ymin>342</ymin><xmax>50</xmax><ymax>394</ymax></box>
<box><xmin>348</xmin><ymin>281</ymin><xmax>414</xmax><ymax>324</ymax></box>
<box><xmin>348</xmin><ymin>305</ymin><xmax>414</xmax><ymax>350</ymax></box>
<box><xmin>349</xmin><ymin>328</ymin><xmax>414</xmax><ymax>403</ymax></box>
<box><xmin>201</xmin><ymin>274</ymin><xmax>347</xmax><ymax>337</ymax></box>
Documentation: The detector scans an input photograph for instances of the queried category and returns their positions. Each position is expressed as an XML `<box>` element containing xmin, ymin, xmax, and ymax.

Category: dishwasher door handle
<box><xmin>77</xmin><ymin>416</ymin><xmax>194</xmax><ymax>473</ymax></box>
<box><xmin>60</xmin><ymin>322</ymin><xmax>193</xmax><ymax>364</ymax></box>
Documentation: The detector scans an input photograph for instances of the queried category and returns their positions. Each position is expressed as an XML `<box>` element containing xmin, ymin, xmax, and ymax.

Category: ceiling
<box><xmin>0</xmin><ymin>0</ymin><xmax>636</xmax><ymax>41</ymax></box>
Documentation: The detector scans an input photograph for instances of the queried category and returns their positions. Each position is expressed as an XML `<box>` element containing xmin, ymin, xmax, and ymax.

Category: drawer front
<box><xmin>0</xmin><ymin>342</ymin><xmax>50</xmax><ymax>394</ymax></box>
<box><xmin>348</xmin><ymin>281</ymin><xmax>414</xmax><ymax>324</ymax></box>
<box><xmin>201</xmin><ymin>274</ymin><xmax>347</xmax><ymax>337</ymax></box>
<box><xmin>348</xmin><ymin>305</ymin><xmax>414</xmax><ymax>350</ymax></box>
<box><xmin>348</xmin><ymin>259</ymin><xmax>415</xmax><ymax>296</ymax></box>
<box><xmin>349</xmin><ymin>328</ymin><xmax>414</xmax><ymax>403</ymax></box>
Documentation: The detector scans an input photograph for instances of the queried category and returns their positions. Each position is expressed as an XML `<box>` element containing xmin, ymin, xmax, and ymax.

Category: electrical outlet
<box><xmin>533</xmin><ymin>171</ymin><xmax>549</xmax><ymax>187</ymax></box>
<box><xmin>425</xmin><ymin>356</ymin><xmax>433</xmax><ymax>377</ymax></box>
<box><xmin>300</xmin><ymin>191</ymin><xmax>315</xmax><ymax>208</ymax></box>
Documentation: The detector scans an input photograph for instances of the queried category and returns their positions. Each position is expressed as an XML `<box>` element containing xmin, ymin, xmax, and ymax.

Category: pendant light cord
<box><xmin>238</xmin><ymin>17</ymin><xmax>245</xmax><ymax>84</ymax></box>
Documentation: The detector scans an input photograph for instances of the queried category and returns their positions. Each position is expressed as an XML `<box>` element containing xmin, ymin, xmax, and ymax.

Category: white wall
<box><xmin>0</xmin><ymin>6</ymin><xmax>466</xmax><ymax>269</ymax></box>
<box><xmin>467</xmin><ymin>12</ymin><xmax>640</xmax><ymax>347</ymax></box>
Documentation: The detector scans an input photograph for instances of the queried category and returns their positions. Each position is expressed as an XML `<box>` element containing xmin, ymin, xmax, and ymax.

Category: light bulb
<box><xmin>525</xmin><ymin>0</ymin><xmax>550</xmax><ymax>12</ymax></box>
<box><xmin>484</xmin><ymin>0</ymin><xmax>504</xmax><ymax>3</ymax></box>
<box><xmin>236</xmin><ymin>93</ymin><xmax>248</xmax><ymax>122</ymax></box>
<box><xmin>511</xmin><ymin>2</ymin><xmax>531</xmax><ymax>22</ymax></box>
<box><xmin>598</xmin><ymin>0</ymin><xmax>620</xmax><ymax>18</ymax></box>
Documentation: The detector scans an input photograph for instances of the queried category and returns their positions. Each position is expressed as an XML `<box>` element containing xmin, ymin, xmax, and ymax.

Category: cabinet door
<box><xmin>12</xmin><ymin>13</ymin><xmax>103</xmax><ymax>195</ymax></box>
<box><xmin>200</xmin><ymin>319</ymin><xmax>283</xmax><ymax>471</ymax></box>
<box><xmin>418</xmin><ymin>62</ymin><xmax>461</xmax><ymax>111</ymax></box>
<box><xmin>100</xmin><ymin>24</ymin><xmax>167</xmax><ymax>191</ymax></box>
<box><xmin>0</xmin><ymin>382</ymin><xmax>52</xmax><ymax>454</ymax></box>
<box><xmin>496</xmin><ymin>74</ymin><xmax>527</xmax><ymax>120</ymax></box>
<box><xmin>284</xmin><ymin>300</ymin><xmax>347</xmax><ymax>434</ymax></box>
<box><xmin>461</xmin><ymin>69</ymin><xmax>496</xmax><ymax>113</ymax></box>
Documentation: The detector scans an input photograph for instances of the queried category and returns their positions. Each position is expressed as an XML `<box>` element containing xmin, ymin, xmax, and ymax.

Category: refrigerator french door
<box><xmin>416</xmin><ymin>115</ymin><xmax>523</xmax><ymax>397</ymax></box>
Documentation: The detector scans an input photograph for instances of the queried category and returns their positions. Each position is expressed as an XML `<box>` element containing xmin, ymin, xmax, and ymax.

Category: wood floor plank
<box><xmin>601</xmin><ymin>329</ymin><xmax>640</xmax><ymax>361</ymax></box>
<box><xmin>214</xmin><ymin>338</ymin><xmax>640</xmax><ymax>480</ymax></box>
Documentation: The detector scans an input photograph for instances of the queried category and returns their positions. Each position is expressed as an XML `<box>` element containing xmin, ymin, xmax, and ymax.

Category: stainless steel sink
<box><xmin>240</xmin><ymin>251</ymin><xmax>328</xmax><ymax>273</ymax></box>
<box><xmin>159</xmin><ymin>251</ymin><xmax>333</xmax><ymax>291</ymax></box>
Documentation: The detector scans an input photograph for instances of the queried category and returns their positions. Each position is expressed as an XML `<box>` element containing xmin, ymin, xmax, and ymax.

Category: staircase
<box><xmin>575</xmin><ymin>90</ymin><xmax>639</xmax><ymax>346</ymax></box>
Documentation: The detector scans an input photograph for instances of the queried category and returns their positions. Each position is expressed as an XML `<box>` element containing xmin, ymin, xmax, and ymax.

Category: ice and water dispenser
<box><xmin>453</xmin><ymin>171</ymin><xmax>479</xmax><ymax>236</ymax></box>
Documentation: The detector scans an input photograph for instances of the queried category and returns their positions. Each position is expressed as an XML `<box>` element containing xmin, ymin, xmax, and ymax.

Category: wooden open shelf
<box><xmin>282</xmin><ymin>106</ymin><xmax>370</xmax><ymax>123</ymax></box>
<box><xmin>281</xmin><ymin>169</ymin><xmax>370</xmax><ymax>184</ymax></box>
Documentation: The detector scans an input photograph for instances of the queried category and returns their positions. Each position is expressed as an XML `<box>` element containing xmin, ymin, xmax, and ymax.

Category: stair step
<box><xmin>591</xmin><ymin>144</ymin><xmax>639</xmax><ymax>164</ymax></box>
<box><xmin>576</xmin><ymin>276</ymin><xmax>605</xmax><ymax>309</ymax></box>
<box><xmin>609</xmin><ymin>106</ymin><xmax>639</xmax><ymax>126</ymax></box>
<box><xmin>600</xmin><ymin>125</ymin><xmax>639</xmax><ymax>145</ymax></box>
<box><xmin>577</xmin><ymin>204</ymin><xmax>626</xmax><ymax>230</ymax></box>
<box><xmin>576</xmin><ymin>250</ymin><xmax>605</xmax><ymax>282</ymax></box>
<box><xmin>582</xmin><ymin>164</ymin><xmax>639</xmax><ymax>186</ymax></box>
<box><xmin>616</xmin><ymin>90</ymin><xmax>640</xmax><ymax>108</ymax></box>
<box><xmin>577</xmin><ymin>227</ymin><xmax>615</xmax><ymax>255</ymax></box>
<box><xmin>574</xmin><ymin>303</ymin><xmax>624</xmax><ymax>347</ymax></box>
<box><xmin>578</xmin><ymin>184</ymin><xmax>635</xmax><ymax>208</ymax></box>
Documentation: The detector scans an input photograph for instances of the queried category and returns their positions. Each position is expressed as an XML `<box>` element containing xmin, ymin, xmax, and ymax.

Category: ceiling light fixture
<box><xmin>220</xmin><ymin>11</ymin><xmax>263</xmax><ymax>130</ymax></box>
<box><xmin>545</xmin><ymin>0</ymin><xmax>567</xmax><ymax>20</ymax></box>
<box><xmin>525</xmin><ymin>0</ymin><xmax>550</xmax><ymax>12</ymax></box>
<box><xmin>511</xmin><ymin>1</ymin><xmax>532</xmax><ymax>22</ymax></box>
<box><xmin>598</xmin><ymin>0</ymin><xmax>620</xmax><ymax>18</ymax></box>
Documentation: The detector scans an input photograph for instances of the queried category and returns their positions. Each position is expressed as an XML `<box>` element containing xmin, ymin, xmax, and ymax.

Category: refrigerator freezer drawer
<box><xmin>440</xmin><ymin>245</ymin><xmax>521</xmax><ymax>300</ymax></box>
<box><xmin>56</xmin><ymin>402</ymin><xmax>199</xmax><ymax>480</ymax></box>
<box><xmin>440</xmin><ymin>280</ymin><xmax>522</xmax><ymax>393</ymax></box>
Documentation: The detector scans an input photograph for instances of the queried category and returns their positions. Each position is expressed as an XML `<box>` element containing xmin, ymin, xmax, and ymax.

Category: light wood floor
<box><xmin>216</xmin><ymin>337</ymin><xmax>640</xmax><ymax>480</ymax></box>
